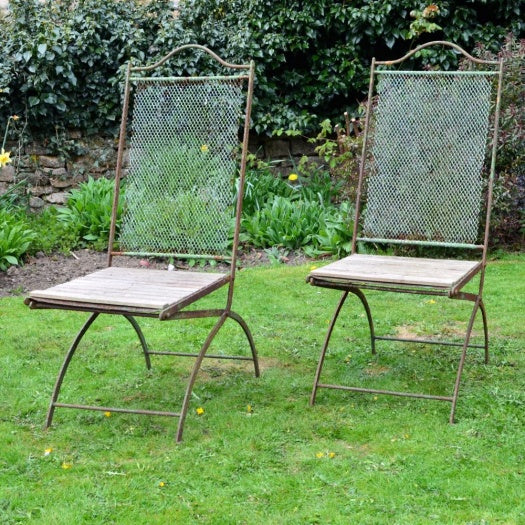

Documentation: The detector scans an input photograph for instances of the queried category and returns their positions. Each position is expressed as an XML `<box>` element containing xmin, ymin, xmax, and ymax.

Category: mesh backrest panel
<box><xmin>119</xmin><ymin>77</ymin><xmax>245</xmax><ymax>256</ymax></box>
<box><xmin>361</xmin><ymin>72</ymin><xmax>492</xmax><ymax>245</ymax></box>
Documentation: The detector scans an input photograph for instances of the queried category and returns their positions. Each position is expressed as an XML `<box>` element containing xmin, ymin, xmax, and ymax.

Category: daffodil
<box><xmin>0</xmin><ymin>148</ymin><xmax>11</xmax><ymax>168</ymax></box>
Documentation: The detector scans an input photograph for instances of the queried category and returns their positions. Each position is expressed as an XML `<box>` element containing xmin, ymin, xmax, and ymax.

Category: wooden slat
<box><xmin>309</xmin><ymin>254</ymin><xmax>481</xmax><ymax>290</ymax></box>
<box><xmin>27</xmin><ymin>268</ymin><xmax>230</xmax><ymax>310</ymax></box>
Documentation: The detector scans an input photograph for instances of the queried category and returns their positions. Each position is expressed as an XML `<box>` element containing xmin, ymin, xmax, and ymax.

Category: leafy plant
<box><xmin>26</xmin><ymin>206</ymin><xmax>78</xmax><ymax>254</ymax></box>
<box><xmin>306</xmin><ymin>116</ymin><xmax>363</xmax><ymax>203</ymax></box>
<box><xmin>57</xmin><ymin>176</ymin><xmax>122</xmax><ymax>250</ymax></box>
<box><xmin>0</xmin><ymin>0</ymin><xmax>187</xmax><ymax>134</ymax></box>
<box><xmin>241</xmin><ymin>194</ymin><xmax>353</xmax><ymax>256</ymax></box>
<box><xmin>0</xmin><ymin>209</ymin><xmax>37</xmax><ymax>270</ymax></box>
<box><xmin>179</xmin><ymin>0</ymin><xmax>522</xmax><ymax>134</ymax></box>
<box><xmin>468</xmin><ymin>34</ymin><xmax>524</xmax><ymax>247</ymax></box>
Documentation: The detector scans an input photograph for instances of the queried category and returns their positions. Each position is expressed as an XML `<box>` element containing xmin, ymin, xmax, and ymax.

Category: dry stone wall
<box><xmin>0</xmin><ymin>134</ymin><xmax>125</xmax><ymax>210</ymax></box>
<box><xmin>0</xmin><ymin>133</ymin><xmax>318</xmax><ymax>211</ymax></box>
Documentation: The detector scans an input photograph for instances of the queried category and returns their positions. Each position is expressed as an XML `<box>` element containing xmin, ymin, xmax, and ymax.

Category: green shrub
<box><xmin>0</xmin><ymin>0</ymin><xmax>187</xmax><ymax>135</ymax></box>
<box><xmin>0</xmin><ymin>209</ymin><xmax>37</xmax><ymax>271</ymax></box>
<box><xmin>1</xmin><ymin>0</ymin><xmax>521</xmax><ymax>136</ymax></box>
<box><xmin>179</xmin><ymin>0</ymin><xmax>523</xmax><ymax>134</ymax></box>
<box><xmin>461</xmin><ymin>34</ymin><xmax>524</xmax><ymax>248</ymax></box>
<box><xmin>57</xmin><ymin>176</ymin><xmax>122</xmax><ymax>250</ymax></box>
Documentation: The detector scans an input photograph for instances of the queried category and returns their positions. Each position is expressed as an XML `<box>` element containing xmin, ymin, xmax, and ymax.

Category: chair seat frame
<box><xmin>308</xmin><ymin>41</ymin><xmax>504</xmax><ymax>422</ymax></box>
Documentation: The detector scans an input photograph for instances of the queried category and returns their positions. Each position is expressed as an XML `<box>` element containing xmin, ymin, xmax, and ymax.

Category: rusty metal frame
<box><xmin>310</xmin><ymin>41</ymin><xmax>504</xmax><ymax>422</ymax></box>
<box><xmin>33</xmin><ymin>45</ymin><xmax>258</xmax><ymax>442</ymax></box>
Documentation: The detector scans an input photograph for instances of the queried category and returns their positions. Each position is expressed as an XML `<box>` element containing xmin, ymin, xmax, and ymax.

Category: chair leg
<box><xmin>449</xmin><ymin>299</ymin><xmax>480</xmax><ymax>424</ymax></box>
<box><xmin>310</xmin><ymin>291</ymin><xmax>349</xmax><ymax>406</ymax></box>
<box><xmin>176</xmin><ymin>313</ymin><xmax>228</xmax><ymax>442</ymax></box>
<box><xmin>349</xmin><ymin>287</ymin><xmax>376</xmax><ymax>355</ymax></box>
<box><xmin>226</xmin><ymin>310</ymin><xmax>260</xmax><ymax>377</ymax></box>
<box><xmin>45</xmin><ymin>312</ymin><xmax>99</xmax><ymax>429</ymax></box>
<box><xmin>123</xmin><ymin>315</ymin><xmax>151</xmax><ymax>370</ymax></box>
<box><xmin>479</xmin><ymin>299</ymin><xmax>489</xmax><ymax>364</ymax></box>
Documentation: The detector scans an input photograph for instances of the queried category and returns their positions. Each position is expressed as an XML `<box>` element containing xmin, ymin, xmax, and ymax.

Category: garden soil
<box><xmin>0</xmin><ymin>249</ymin><xmax>311</xmax><ymax>298</ymax></box>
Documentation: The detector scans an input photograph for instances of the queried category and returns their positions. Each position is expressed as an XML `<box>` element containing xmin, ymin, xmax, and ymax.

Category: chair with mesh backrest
<box><xmin>307</xmin><ymin>41</ymin><xmax>504</xmax><ymax>422</ymax></box>
<box><xmin>24</xmin><ymin>45</ymin><xmax>259</xmax><ymax>442</ymax></box>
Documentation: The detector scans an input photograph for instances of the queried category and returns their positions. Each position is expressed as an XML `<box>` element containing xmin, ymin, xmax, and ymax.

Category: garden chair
<box><xmin>307</xmin><ymin>41</ymin><xmax>504</xmax><ymax>422</ymax></box>
<box><xmin>24</xmin><ymin>45</ymin><xmax>259</xmax><ymax>442</ymax></box>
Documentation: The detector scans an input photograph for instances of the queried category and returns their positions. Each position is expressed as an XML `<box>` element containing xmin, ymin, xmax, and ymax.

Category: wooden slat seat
<box><xmin>308</xmin><ymin>254</ymin><xmax>482</xmax><ymax>294</ymax></box>
<box><xmin>25</xmin><ymin>267</ymin><xmax>230</xmax><ymax>319</ymax></box>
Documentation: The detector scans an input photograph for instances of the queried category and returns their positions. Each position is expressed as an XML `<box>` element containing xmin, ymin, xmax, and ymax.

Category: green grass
<box><xmin>0</xmin><ymin>254</ymin><xmax>523</xmax><ymax>524</ymax></box>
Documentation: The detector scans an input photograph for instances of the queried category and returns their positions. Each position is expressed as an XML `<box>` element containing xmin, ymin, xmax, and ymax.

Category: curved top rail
<box><xmin>376</xmin><ymin>40</ymin><xmax>500</xmax><ymax>66</ymax></box>
<box><xmin>130</xmin><ymin>44</ymin><xmax>251</xmax><ymax>72</ymax></box>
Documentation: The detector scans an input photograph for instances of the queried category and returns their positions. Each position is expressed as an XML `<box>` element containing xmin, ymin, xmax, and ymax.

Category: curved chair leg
<box><xmin>349</xmin><ymin>287</ymin><xmax>376</xmax><ymax>355</ymax></box>
<box><xmin>123</xmin><ymin>314</ymin><xmax>151</xmax><ymax>370</ymax></box>
<box><xmin>226</xmin><ymin>310</ymin><xmax>260</xmax><ymax>377</ymax></box>
<box><xmin>479</xmin><ymin>299</ymin><xmax>489</xmax><ymax>364</ymax></box>
<box><xmin>449</xmin><ymin>299</ymin><xmax>480</xmax><ymax>424</ymax></box>
<box><xmin>45</xmin><ymin>312</ymin><xmax>99</xmax><ymax>429</ymax></box>
<box><xmin>176</xmin><ymin>313</ymin><xmax>228</xmax><ymax>442</ymax></box>
<box><xmin>310</xmin><ymin>291</ymin><xmax>349</xmax><ymax>406</ymax></box>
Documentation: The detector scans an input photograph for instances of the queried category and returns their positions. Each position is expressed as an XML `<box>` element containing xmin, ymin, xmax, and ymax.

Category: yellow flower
<box><xmin>0</xmin><ymin>148</ymin><xmax>12</xmax><ymax>168</ymax></box>
<box><xmin>11</xmin><ymin>115</ymin><xmax>19</xmax><ymax>121</ymax></box>
<box><xmin>310</xmin><ymin>265</ymin><xmax>318</xmax><ymax>270</ymax></box>
<box><xmin>61</xmin><ymin>462</ymin><xmax>72</xmax><ymax>469</ymax></box>
<box><xmin>200</xmin><ymin>144</ymin><xmax>209</xmax><ymax>153</ymax></box>
<box><xmin>316</xmin><ymin>452</ymin><xmax>324</xmax><ymax>458</ymax></box>
<box><xmin>159</xmin><ymin>481</ymin><xmax>166</xmax><ymax>487</ymax></box>
<box><xmin>328</xmin><ymin>452</ymin><xmax>336</xmax><ymax>459</ymax></box>
<box><xmin>44</xmin><ymin>448</ymin><xmax>53</xmax><ymax>456</ymax></box>
<box><xmin>426</xmin><ymin>299</ymin><xmax>436</xmax><ymax>304</ymax></box>
<box><xmin>288</xmin><ymin>173</ymin><xmax>298</xmax><ymax>182</ymax></box>
<box><xmin>196</xmin><ymin>407</ymin><xmax>205</xmax><ymax>416</ymax></box>
<box><xmin>104</xmin><ymin>411</ymin><xmax>111</xmax><ymax>417</ymax></box>
<box><xmin>246</xmin><ymin>404</ymin><xmax>253</xmax><ymax>414</ymax></box>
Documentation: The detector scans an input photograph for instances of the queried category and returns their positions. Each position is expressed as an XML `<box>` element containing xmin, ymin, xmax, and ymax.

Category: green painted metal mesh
<box><xmin>119</xmin><ymin>77</ymin><xmax>246</xmax><ymax>257</ymax></box>
<box><xmin>361</xmin><ymin>72</ymin><xmax>493</xmax><ymax>245</ymax></box>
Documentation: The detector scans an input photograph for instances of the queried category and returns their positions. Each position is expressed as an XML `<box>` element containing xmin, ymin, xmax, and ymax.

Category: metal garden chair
<box><xmin>24</xmin><ymin>45</ymin><xmax>259</xmax><ymax>442</ymax></box>
<box><xmin>307</xmin><ymin>41</ymin><xmax>504</xmax><ymax>422</ymax></box>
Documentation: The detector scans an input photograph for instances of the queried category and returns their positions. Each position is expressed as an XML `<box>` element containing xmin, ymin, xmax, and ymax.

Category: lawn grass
<box><xmin>0</xmin><ymin>254</ymin><xmax>523</xmax><ymax>524</ymax></box>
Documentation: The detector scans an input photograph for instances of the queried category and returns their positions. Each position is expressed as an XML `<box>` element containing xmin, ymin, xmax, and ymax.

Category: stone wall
<box><xmin>0</xmin><ymin>134</ymin><xmax>123</xmax><ymax>210</ymax></box>
<box><xmin>0</xmin><ymin>133</ymin><xmax>319</xmax><ymax>211</ymax></box>
<box><xmin>248</xmin><ymin>135</ymin><xmax>321</xmax><ymax>177</ymax></box>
